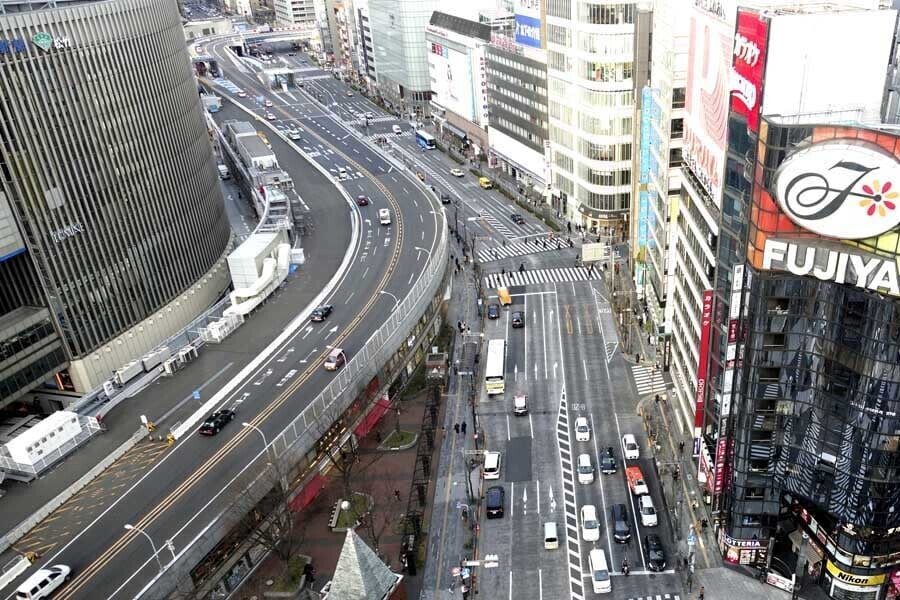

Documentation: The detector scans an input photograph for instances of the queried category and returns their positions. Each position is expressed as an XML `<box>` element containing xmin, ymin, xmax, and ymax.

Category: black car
<box><xmin>199</xmin><ymin>409</ymin><xmax>236</xmax><ymax>436</ymax></box>
<box><xmin>440</xmin><ymin>192</ymin><xmax>451</xmax><ymax>204</ymax></box>
<box><xmin>486</xmin><ymin>485</ymin><xmax>505</xmax><ymax>518</ymax></box>
<box><xmin>509</xmin><ymin>213</ymin><xmax>525</xmax><ymax>225</ymax></box>
<box><xmin>611</xmin><ymin>503</ymin><xmax>631</xmax><ymax>543</ymax></box>
<box><xmin>511</xmin><ymin>311</ymin><xmax>524</xmax><ymax>328</ymax></box>
<box><xmin>487</xmin><ymin>303</ymin><xmax>500</xmax><ymax>319</ymax></box>
<box><xmin>600</xmin><ymin>446</ymin><xmax>618</xmax><ymax>474</ymax></box>
<box><xmin>311</xmin><ymin>305</ymin><xmax>334</xmax><ymax>322</ymax></box>
<box><xmin>645</xmin><ymin>534</ymin><xmax>667</xmax><ymax>571</ymax></box>
<box><xmin>356</xmin><ymin>195</ymin><xmax>370</xmax><ymax>206</ymax></box>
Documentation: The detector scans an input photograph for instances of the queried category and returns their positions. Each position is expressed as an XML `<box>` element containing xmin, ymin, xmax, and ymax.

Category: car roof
<box><xmin>582</xmin><ymin>504</ymin><xmax>596</xmax><ymax>517</ymax></box>
<box><xmin>624</xmin><ymin>433</ymin><xmax>636</xmax><ymax>442</ymax></box>
<box><xmin>19</xmin><ymin>566</ymin><xmax>66</xmax><ymax>588</ymax></box>
<box><xmin>575</xmin><ymin>416</ymin><xmax>587</xmax><ymax>425</ymax></box>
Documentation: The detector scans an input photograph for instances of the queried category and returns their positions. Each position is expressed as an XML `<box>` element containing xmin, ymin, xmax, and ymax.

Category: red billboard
<box><xmin>731</xmin><ymin>10</ymin><xmax>768</xmax><ymax>133</ymax></box>
<box><xmin>693</xmin><ymin>290</ymin><xmax>714</xmax><ymax>436</ymax></box>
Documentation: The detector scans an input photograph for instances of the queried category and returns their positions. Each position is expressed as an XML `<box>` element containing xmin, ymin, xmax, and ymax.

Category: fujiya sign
<box><xmin>775</xmin><ymin>140</ymin><xmax>900</xmax><ymax>240</ymax></box>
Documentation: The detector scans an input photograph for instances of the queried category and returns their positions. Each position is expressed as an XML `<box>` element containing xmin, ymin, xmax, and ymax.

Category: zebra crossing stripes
<box><xmin>484</xmin><ymin>267</ymin><xmax>601</xmax><ymax>289</ymax></box>
<box><xmin>627</xmin><ymin>595</ymin><xmax>681</xmax><ymax>600</ymax></box>
<box><xmin>479</xmin><ymin>213</ymin><xmax>515</xmax><ymax>238</ymax></box>
<box><xmin>631</xmin><ymin>364</ymin><xmax>668</xmax><ymax>395</ymax></box>
<box><xmin>476</xmin><ymin>240</ymin><xmax>558</xmax><ymax>263</ymax></box>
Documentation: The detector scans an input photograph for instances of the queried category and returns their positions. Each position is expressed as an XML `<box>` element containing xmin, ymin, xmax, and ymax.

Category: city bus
<box><xmin>415</xmin><ymin>129</ymin><xmax>436</xmax><ymax>150</ymax></box>
<box><xmin>484</xmin><ymin>339</ymin><xmax>506</xmax><ymax>395</ymax></box>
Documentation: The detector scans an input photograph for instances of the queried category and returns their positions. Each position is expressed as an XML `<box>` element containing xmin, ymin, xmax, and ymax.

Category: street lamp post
<box><xmin>124</xmin><ymin>524</ymin><xmax>164</xmax><ymax>573</ymax></box>
<box><xmin>379</xmin><ymin>290</ymin><xmax>400</xmax><ymax>312</ymax></box>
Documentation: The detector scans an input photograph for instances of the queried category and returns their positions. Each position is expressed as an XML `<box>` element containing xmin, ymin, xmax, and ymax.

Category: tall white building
<box><xmin>368</xmin><ymin>0</ymin><xmax>439</xmax><ymax>118</ymax></box>
<box><xmin>352</xmin><ymin>0</ymin><xmax>376</xmax><ymax>89</ymax></box>
<box><xmin>545</xmin><ymin>1</ymin><xmax>636</xmax><ymax>233</ymax></box>
<box><xmin>426</xmin><ymin>12</ymin><xmax>492</xmax><ymax>154</ymax></box>
<box><xmin>274</xmin><ymin>0</ymin><xmax>318</xmax><ymax>27</ymax></box>
<box><xmin>633</xmin><ymin>0</ymin><xmax>688</xmax><ymax>385</ymax></box>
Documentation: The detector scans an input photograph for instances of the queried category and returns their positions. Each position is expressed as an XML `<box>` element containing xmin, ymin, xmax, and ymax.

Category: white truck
<box><xmin>217</xmin><ymin>164</ymin><xmax>230</xmax><ymax>179</ymax></box>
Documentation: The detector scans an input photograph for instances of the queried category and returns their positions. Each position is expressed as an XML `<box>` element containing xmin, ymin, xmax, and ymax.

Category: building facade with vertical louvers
<box><xmin>0</xmin><ymin>0</ymin><xmax>231</xmax><ymax>404</ymax></box>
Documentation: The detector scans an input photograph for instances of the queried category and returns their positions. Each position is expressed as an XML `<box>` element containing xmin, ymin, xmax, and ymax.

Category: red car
<box><xmin>356</xmin><ymin>195</ymin><xmax>370</xmax><ymax>206</ymax></box>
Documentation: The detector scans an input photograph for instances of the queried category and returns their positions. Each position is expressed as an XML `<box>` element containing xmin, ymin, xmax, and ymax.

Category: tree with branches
<box><xmin>356</xmin><ymin>479</ymin><xmax>407</xmax><ymax>560</ymax></box>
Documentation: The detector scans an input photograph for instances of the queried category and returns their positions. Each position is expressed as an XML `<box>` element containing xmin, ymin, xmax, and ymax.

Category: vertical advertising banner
<box><xmin>730</xmin><ymin>9</ymin><xmax>768</xmax><ymax>133</ymax></box>
<box><xmin>514</xmin><ymin>0</ymin><xmax>542</xmax><ymax>48</ymax></box>
<box><xmin>693</xmin><ymin>289</ymin><xmax>714</xmax><ymax>453</ymax></box>
<box><xmin>638</xmin><ymin>87</ymin><xmax>659</xmax><ymax>249</ymax></box>
<box><xmin>714</xmin><ymin>264</ymin><xmax>744</xmax><ymax>496</ymax></box>
<box><xmin>684</xmin><ymin>9</ymin><xmax>732</xmax><ymax>203</ymax></box>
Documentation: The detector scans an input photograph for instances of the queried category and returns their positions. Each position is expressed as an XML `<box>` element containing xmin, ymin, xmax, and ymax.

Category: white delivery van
<box><xmin>544</xmin><ymin>522</ymin><xmax>559</xmax><ymax>550</ymax></box>
<box><xmin>588</xmin><ymin>549</ymin><xmax>611</xmax><ymax>594</ymax></box>
<box><xmin>16</xmin><ymin>565</ymin><xmax>71</xmax><ymax>600</ymax></box>
<box><xmin>217</xmin><ymin>164</ymin><xmax>230</xmax><ymax>179</ymax></box>
<box><xmin>483</xmin><ymin>450</ymin><xmax>501</xmax><ymax>480</ymax></box>
<box><xmin>379</xmin><ymin>208</ymin><xmax>392</xmax><ymax>225</ymax></box>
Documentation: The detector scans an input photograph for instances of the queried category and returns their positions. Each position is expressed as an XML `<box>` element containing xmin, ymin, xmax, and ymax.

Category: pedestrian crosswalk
<box><xmin>484</xmin><ymin>267</ymin><xmax>601</xmax><ymax>289</ymax></box>
<box><xmin>476</xmin><ymin>238</ymin><xmax>568</xmax><ymax>263</ymax></box>
<box><xmin>631</xmin><ymin>364</ymin><xmax>668</xmax><ymax>395</ymax></box>
<box><xmin>627</xmin><ymin>595</ymin><xmax>680</xmax><ymax>600</ymax></box>
<box><xmin>479</xmin><ymin>213</ymin><xmax>515</xmax><ymax>238</ymax></box>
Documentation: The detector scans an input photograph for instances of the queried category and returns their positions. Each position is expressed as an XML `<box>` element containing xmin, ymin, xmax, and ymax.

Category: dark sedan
<box><xmin>511</xmin><ymin>311</ymin><xmax>524</xmax><ymax>328</ymax></box>
<box><xmin>198</xmin><ymin>409</ymin><xmax>236</xmax><ymax>436</ymax></box>
<box><xmin>311</xmin><ymin>305</ymin><xmax>334</xmax><ymax>322</ymax></box>
<box><xmin>645</xmin><ymin>534</ymin><xmax>667</xmax><ymax>571</ymax></box>
<box><xmin>487</xmin><ymin>303</ymin><xmax>500</xmax><ymax>319</ymax></box>
<box><xmin>509</xmin><ymin>213</ymin><xmax>525</xmax><ymax>225</ymax></box>
<box><xmin>600</xmin><ymin>446</ymin><xmax>618</xmax><ymax>474</ymax></box>
<box><xmin>356</xmin><ymin>195</ymin><xmax>370</xmax><ymax>206</ymax></box>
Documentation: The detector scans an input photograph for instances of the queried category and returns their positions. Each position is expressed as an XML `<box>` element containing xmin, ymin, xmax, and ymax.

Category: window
<box><xmin>580</xmin><ymin>2</ymin><xmax>635</xmax><ymax>24</ymax></box>
<box><xmin>547</xmin><ymin>0</ymin><xmax>572</xmax><ymax>18</ymax></box>
<box><xmin>547</xmin><ymin>24</ymin><xmax>571</xmax><ymax>47</ymax></box>
<box><xmin>672</xmin><ymin>87</ymin><xmax>686</xmax><ymax>109</ymax></box>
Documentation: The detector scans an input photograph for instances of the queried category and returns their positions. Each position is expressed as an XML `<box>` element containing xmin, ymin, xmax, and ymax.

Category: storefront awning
<box><xmin>353</xmin><ymin>395</ymin><xmax>392</xmax><ymax>438</ymax></box>
<box><xmin>443</xmin><ymin>122</ymin><xmax>468</xmax><ymax>140</ymax></box>
<box><xmin>289</xmin><ymin>473</ymin><xmax>327</xmax><ymax>512</ymax></box>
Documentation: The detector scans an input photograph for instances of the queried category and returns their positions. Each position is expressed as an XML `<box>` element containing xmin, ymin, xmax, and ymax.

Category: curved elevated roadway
<box><xmin>4</xmin><ymin>38</ymin><xmax>445</xmax><ymax>600</ymax></box>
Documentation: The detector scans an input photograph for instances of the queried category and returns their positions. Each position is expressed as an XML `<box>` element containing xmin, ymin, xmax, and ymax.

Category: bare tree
<box><xmin>230</xmin><ymin>462</ymin><xmax>306</xmax><ymax>568</ymax></box>
<box><xmin>322</xmin><ymin>435</ymin><xmax>385</xmax><ymax>500</ymax></box>
<box><xmin>357</xmin><ymin>479</ymin><xmax>406</xmax><ymax>558</ymax></box>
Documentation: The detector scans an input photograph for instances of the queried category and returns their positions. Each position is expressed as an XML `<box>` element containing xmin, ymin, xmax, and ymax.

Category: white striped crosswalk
<box><xmin>485</xmin><ymin>267</ymin><xmax>601</xmax><ymax>289</ymax></box>
<box><xmin>627</xmin><ymin>594</ymin><xmax>680</xmax><ymax>600</ymax></box>
<box><xmin>476</xmin><ymin>239</ymin><xmax>560</xmax><ymax>263</ymax></box>
<box><xmin>631</xmin><ymin>364</ymin><xmax>668</xmax><ymax>395</ymax></box>
<box><xmin>479</xmin><ymin>213</ymin><xmax>515</xmax><ymax>238</ymax></box>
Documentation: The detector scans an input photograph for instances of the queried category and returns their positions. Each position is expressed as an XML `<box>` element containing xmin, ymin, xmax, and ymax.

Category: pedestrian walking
<box><xmin>502</xmin><ymin>239</ymin><xmax>507</xmax><ymax>247</ymax></box>
<box><xmin>458</xmin><ymin>320</ymin><xmax>463</xmax><ymax>333</ymax></box>
<box><xmin>519</xmin><ymin>263</ymin><xmax>525</xmax><ymax>273</ymax></box>
<box><xmin>679</xmin><ymin>440</ymin><xmax>685</xmax><ymax>455</ymax></box>
<box><xmin>699</xmin><ymin>586</ymin><xmax>705</xmax><ymax>600</ymax></box>
<box><xmin>394</xmin><ymin>489</ymin><xmax>402</xmax><ymax>501</ymax></box>
<box><xmin>556</xmin><ymin>241</ymin><xmax>561</xmax><ymax>250</ymax></box>
<box><xmin>655</xmin><ymin>394</ymin><xmax>661</xmax><ymax>405</ymax></box>
<box><xmin>501</xmin><ymin>268</ymin><xmax>506</xmax><ymax>276</ymax></box>
<box><xmin>567</xmin><ymin>222</ymin><xmax>572</xmax><ymax>233</ymax></box>
<box><xmin>542</xmin><ymin>239</ymin><xmax>547</xmax><ymax>249</ymax></box>
<box><xmin>454</xmin><ymin>423</ymin><xmax>460</xmax><ymax>435</ymax></box>
<box><xmin>461</xmin><ymin>421</ymin><xmax>467</xmax><ymax>435</ymax></box>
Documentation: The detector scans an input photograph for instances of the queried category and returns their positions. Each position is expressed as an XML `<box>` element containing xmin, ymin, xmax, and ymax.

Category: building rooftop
<box><xmin>429</xmin><ymin>11</ymin><xmax>492</xmax><ymax>42</ymax></box>
<box><xmin>238</xmin><ymin>135</ymin><xmax>275</xmax><ymax>160</ymax></box>
<box><xmin>324</xmin><ymin>529</ymin><xmax>401</xmax><ymax>600</ymax></box>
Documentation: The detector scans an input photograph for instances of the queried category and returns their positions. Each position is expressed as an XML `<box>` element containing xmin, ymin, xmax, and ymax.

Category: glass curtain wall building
<box><xmin>0</xmin><ymin>0</ymin><xmax>231</xmax><ymax>403</ymax></box>
<box><xmin>368</xmin><ymin>0</ymin><xmax>437</xmax><ymax>118</ymax></box>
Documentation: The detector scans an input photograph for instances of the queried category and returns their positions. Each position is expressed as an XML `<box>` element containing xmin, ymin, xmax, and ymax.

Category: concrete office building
<box><xmin>691</xmin><ymin>6</ymin><xmax>900</xmax><ymax>599</ymax></box>
<box><xmin>0</xmin><ymin>0</ymin><xmax>231</xmax><ymax>406</ymax></box>
<box><xmin>546</xmin><ymin>0</ymin><xmax>637</xmax><ymax>231</ymax></box>
<box><xmin>485</xmin><ymin>33</ymin><xmax>550</xmax><ymax>192</ymax></box>
<box><xmin>325</xmin><ymin>0</ymin><xmax>356</xmax><ymax>77</ymax></box>
<box><xmin>352</xmin><ymin>0</ymin><xmax>376</xmax><ymax>89</ymax></box>
<box><xmin>368</xmin><ymin>0</ymin><xmax>438</xmax><ymax>118</ymax></box>
<box><xmin>426</xmin><ymin>12</ymin><xmax>492</xmax><ymax>155</ymax></box>
<box><xmin>274</xmin><ymin>0</ymin><xmax>317</xmax><ymax>27</ymax></box>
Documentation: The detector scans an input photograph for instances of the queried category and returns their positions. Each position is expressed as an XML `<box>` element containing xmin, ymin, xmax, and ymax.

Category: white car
<box><xmin>575</xmin><ymin>417</ymin><xmax>590</xmax><ymax>442</ymax></box>
<box><xmin>639</xmin><ymin>495</ymin><xmax>658</xmax><ymax>527</ymax></box>
<box><xmin>266</xmin><ymin>112</ymin><xmax>276</xmax><ymax>120</ymax></box>
<box><xmin>288</xmin><ymin>128</ymin><xmax>302</xmax><ymax>140</ymax></box>
<box><xmin>622</xmin><ymin>434</ymin><xmax>640</xmax><ymax>460</ymax></box>
<box><xmin>237</xmin><ymin>90</ymin><xmax>247</xmax><ymax>98</ymax></box>
<box><xmin>264</xmin><ymin>99</ymin><xmax>273</xmax><ymax>107</ymax></box>
<box><xmin>581</xmin><ymin>504</ymin><xmax>600</xmax><ymax>542</ymax></box>
<box><xmin>450</xmin><ymin>168</ymin><xmax>465</xmax><ymax>177</ymax></box>
<box><xmin>577</xmin><ymin>453</ymin><xmax>595</xmax><ymax>485</ymax></box>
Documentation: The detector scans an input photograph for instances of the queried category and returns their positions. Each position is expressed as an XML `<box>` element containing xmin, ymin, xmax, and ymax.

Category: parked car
<box><xmin>645</xmin><ymin>534</ymin><xmax>667</xmax><ymax>571</ymax></box>
<box><xmin>511</xmin><ymin>311</ymin><xmax>525</xmax><ymax>328</ymax></box>
<box><xmin>487</xmin><ymin>303</ymin><xmax>500</xmax><ymax>319</ymax></box>
<box><xmin>575</xmin><ymin>416</ymin><xmax>590</xmax><ymax>442</ymax></box>
<box><xmin>486</xmin><ymin>485</ymin><xmax>505</xmax><ymax>518</ymax></box>
<box><xmin>356</xmin><ymin>194</ymin><xmax>370</xmax><ymax>206</ymax></box>
<box><xmin>311</xmin><ymin>305</ymin><xmax>333</xmax><ymax>322</ymax></box>
<box><xmin>199</xmin><ymin>409</ymin><xmax>236</xmax><ymax>436</ymax></box>
<box><xmin>450</xmin><ymin>168</ymin><xmax>465</xmax><ymax>177</ymax></box>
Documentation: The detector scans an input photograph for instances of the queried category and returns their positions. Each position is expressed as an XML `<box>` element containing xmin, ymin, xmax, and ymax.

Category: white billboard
<box><xmin>428</xmin><ymin>37</ymin><xmax>477</xmax><ymax>122</ymax></box>
<box><xmin>762</xmin><ymin>10</ymin><xmax>896</xmax><ymax>124</ymax></box>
